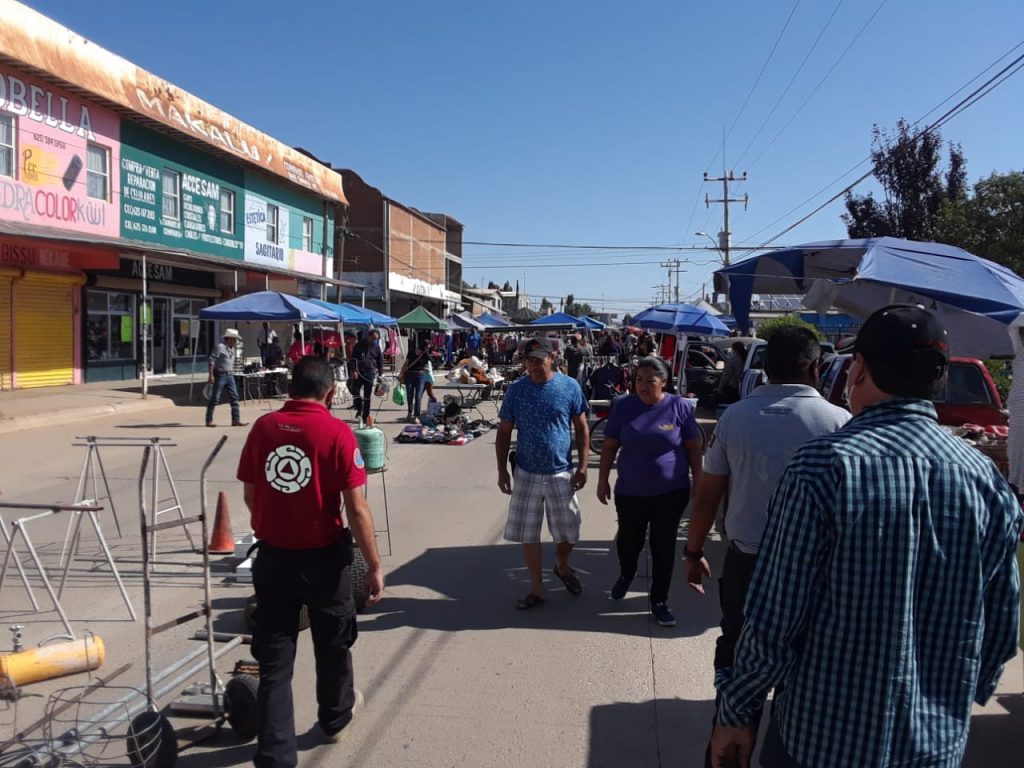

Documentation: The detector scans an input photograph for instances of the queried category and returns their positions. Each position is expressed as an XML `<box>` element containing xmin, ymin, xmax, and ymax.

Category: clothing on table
<box><xmin>498</xmin><ymin>372</ymin><xmax>589</xmax><ymax>474</ymax></box>
<box><xmin>287</xmin><ymin>341</ymin><xmax>313</xmax><ymax>365</ymax></box>
<box><xmin>589</xmin><ymin>363</ymin><xmax>626</xmax><ymax>401</ymax></box>
<box><xmin>614</xmin><ymin>489</ymin><xmax>689</xmax><ymax>606</ymax></box>
<box><xmin>385</xmin><ymin>328</ymin><xmax>399</xmax><ymax>357</ymax></box>
<box><xmin>704</xmin><ymin>384</ymin><xmax>850</xmax><ymax>554</ymax></box>
<box><xmin>716</xmin><ymin>399</ymin><xmax>1024</xmax><ymax>768</ymax></box>
<box><xmin>604</xmin><ymin>393</ymin><xmax>701</xmax><ymax>497</ymax></box>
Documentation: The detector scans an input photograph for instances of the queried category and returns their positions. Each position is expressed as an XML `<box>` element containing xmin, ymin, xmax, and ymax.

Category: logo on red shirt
<box><xmin>265</xmin><ymin>445</ymin><xmax>313</xmax><ymax>494</ymax></box>
<box><xmin>353</xmin><ymin>448</ymin><xmax>365</xmax><ymax>469</ymax></box>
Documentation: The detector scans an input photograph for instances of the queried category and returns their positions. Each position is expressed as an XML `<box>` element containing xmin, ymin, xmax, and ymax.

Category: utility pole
<box><xmin>703</xmin><ymin>171</ymin><xmax>749</xmax><ymax>267</ymax></box>
<box><xmin>660</xmin><ymin>258</ymin><xmax>685</xmax><ymax>303</ymax></box>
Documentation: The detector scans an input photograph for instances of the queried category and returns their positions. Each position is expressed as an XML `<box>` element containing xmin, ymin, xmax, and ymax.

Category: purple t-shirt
<box><xmin>605</xmin><ymin>394</ymin><xmax>700</xmax><ymax>496</ymax></box>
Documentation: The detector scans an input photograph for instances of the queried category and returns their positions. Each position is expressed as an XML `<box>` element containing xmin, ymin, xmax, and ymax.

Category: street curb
<box><xmin>0</xmin><ymin>396</ymin><xmax>179</xmax><ymax>435</ymax></box>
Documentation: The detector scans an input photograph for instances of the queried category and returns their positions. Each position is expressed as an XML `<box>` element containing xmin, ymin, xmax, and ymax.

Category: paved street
<box><xmin>0</xmin><ymin>395</ymin><xmax>1019</xmax><ymax>767</ymax></box>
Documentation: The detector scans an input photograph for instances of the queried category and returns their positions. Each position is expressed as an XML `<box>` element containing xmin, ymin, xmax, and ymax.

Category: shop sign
<box><xmin>0</xmin><ymin>237</ymin><xmax>119</xmax><ymax>271</ymax></box>
<box><xmin>0</xmin><ymin>66</ymin><xmax>121</xmax><ymax>238</ymax></box>
<box><xmin>243</xmin><ymin>193</ymin><xmax>289</xmax><ymax>268</ymax></box>
<box><xmin>89</xmin><ymin>257</ymin><xmax>217</xmax><ymax>288</ymax></box>
<box><xmin>119</xmin><ymin>144</ymin><xmax>244</xmax><ymax>260</ymax></box>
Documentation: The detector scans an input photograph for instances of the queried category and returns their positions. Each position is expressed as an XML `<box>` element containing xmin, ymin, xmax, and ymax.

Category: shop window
<box><xmin>302</xmin><ymin>216</ymin><xmax>313</xmax><ymax>251</ymax></box>
<box><xmin>219</xmin><ymin>189</ymin><xmax>235</xmax><ymax>234</ymax></box>
<box><xmin>0</xmin><ymin>115</ymin><xmax>14</xmax><ymax>179</ymax></box>
<box><xmin>86</xmin><ymin>144</ymin><xmax>110</xmax><ymax>200</ymax></box>
<box><xmin>172</xmin><ymin>298</ymin><xmax>210</xmax><ymax>358</ymax></box>
<box><xmin>86</xmin><ymin>290</ymin><xmax>135</xmax><ymax>362</ymax></box>
<box><xmin>162</xmin><ymin>168</ymin><xmax>181</xmax><ymax>221</ymax></box>
<box><xmin>267</xmin><ymin>204</ymin><xmax>279</xmax><ymax>244</ymax></box>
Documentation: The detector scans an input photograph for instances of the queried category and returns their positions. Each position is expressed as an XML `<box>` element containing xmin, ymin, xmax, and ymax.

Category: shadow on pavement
<box><xmin>587</xmin><ymin>697</ymin><xmax>715</xmax><ymax>767</ymax></box>
<box><xmin>358</xmin><ymin>537</ymin><xmax>725</xmax><ymax>639</ymax></box>
<box><xmin>963</xmin><ymin>692</ymin><xmax>1022</xmax><ymax>766</ymax></box>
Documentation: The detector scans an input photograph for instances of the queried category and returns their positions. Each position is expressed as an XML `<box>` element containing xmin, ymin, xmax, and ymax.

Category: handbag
<box><xmin>424</xmin><ymin>361</ymin><xmax>435</xmax><ymax>384</ymax></box>
<box><xmin>392</xmin><ymin>384</ymin><xmax>407</xmax><ymax>407</ymax></box>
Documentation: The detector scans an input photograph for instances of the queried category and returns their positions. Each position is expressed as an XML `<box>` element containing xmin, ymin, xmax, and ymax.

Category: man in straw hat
<box><xmin>206</xmin><ymin>328</ymin><xmax>247</xmax><ymax>427</ymax></box>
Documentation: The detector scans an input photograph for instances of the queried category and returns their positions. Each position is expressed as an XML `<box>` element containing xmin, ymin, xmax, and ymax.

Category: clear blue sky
<box><xmin>23</xmin><ymin>0</ymin><xmax>1024</xmax><ymax>317</ymax></box>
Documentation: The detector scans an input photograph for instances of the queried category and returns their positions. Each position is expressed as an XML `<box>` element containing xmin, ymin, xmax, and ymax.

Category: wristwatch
<box><xmin>683</xmin><ymin>547</ymin><xmax>704</xmax><ymax>561</ymax></box>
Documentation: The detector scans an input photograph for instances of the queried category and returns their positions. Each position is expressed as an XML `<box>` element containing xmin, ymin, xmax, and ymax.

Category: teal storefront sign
<box><xmin>119</xmin><ymin>121</ymin><xmax>244</xmax><ymax>260</ymax></box>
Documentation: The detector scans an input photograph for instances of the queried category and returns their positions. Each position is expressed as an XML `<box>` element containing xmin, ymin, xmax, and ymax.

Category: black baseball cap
<box><xmin>854</xmin><ymin>304</ymin><xmax>949</xmax><ymax>384</ymax></box>
<box><xmin>524</xmin><ymin>337</ymin><xmax>555</xmax><ymax>359</ymax></box>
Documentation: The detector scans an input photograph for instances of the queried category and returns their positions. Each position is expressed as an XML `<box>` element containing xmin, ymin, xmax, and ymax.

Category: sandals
<box><xmin>514</xmin><ymin>593</ymin><xmax>545</xmax><ymax>610</ymax></box>
<box><xmin>552</xmin><ymin>566</ymin><xmax>583</xmax><ymax>596</ymax></box>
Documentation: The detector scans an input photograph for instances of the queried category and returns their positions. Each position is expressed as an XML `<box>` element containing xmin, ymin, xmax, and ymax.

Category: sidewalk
<box><xmin>0</xmin><ymin>376</ymin><xmax>199</xmax><ymax>434</ymax></box>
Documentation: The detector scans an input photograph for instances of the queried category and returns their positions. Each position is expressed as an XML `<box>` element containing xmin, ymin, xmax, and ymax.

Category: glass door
<box><xmin>141</xmin><ymin>296</ymin><xmax>172</xmax><ymax>375</ymax></box>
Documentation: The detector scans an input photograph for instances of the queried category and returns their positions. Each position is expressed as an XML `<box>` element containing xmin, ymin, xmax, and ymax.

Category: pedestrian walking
<box><xmin>237</xmin><ymin>356</ymin><xmax>384</xmax><ymax>768</ymax></box>
<box><xmin>205</xmin><ymin>328</ymin><xmax>246</xmax><ymax>428</ymax></box>
<box><xmin>257</xmin><ymin>322</ymin><xmax>278</xmax><ymax>365</ymax></box>
<box><xmin>351</xmin><ymin>329</ymin><xmax>383</xmax><ymax>428</ymax></box>
<box><xmin>708</xmin><ymin>306</ymin><xmax>1023</xmax><ymax>768</ymax></box>
<box><xmin>496</xmin><ymin>337</ymin><xmax>590</xmax><ymax>609</ymax></box>
<box><xmin>400</xmin><ymin>337</ymin><xmax>430</xmax><ymax>424</ymax></box>
<box><xmin>685</xmin><ymin>326</ymin><xmax>849</xmax><ymax>764</ymax></box>
<box><xmin>596</xmin><ymin>356</ymin><xmax>703</xmax><ymax>627</ymax></box>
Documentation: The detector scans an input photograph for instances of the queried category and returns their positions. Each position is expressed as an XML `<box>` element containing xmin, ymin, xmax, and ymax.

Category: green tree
<box><xmin>540</xmin><ymin>296</ymin><xmax>553</xmax><ymax>311</ymax></box>
<box><xmin>756</xmin><ymin>314</ymin><xmax>821</xmax><ymax>341</ymax></box>
<box><xmin>939</xmin><ymin>170</ymin><xmax>1024</xmax><ymax>273</ymax></box>
<box><xmin>502</xmin><ymin>280</ymin><xmax>513</xmax><ymax>292</ymax></box>
<box><xmin>487</xmin><ymin>281</ymin><xmax>500</xmax><ymax>290</ymax></box>
<box><xmin>564</xmin><ymin>294</ymin><xmax>594</xmax><ymax>317</ymax></box>
<box><xmin>843</xmin><ymin>119</ymin><xmax>967</xmax><ymax>241</ymax></box>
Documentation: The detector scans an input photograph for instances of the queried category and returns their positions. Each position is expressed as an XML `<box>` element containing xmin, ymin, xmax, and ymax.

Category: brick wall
<box><xmin>387</xmin><ymin>202</ymin><xmax>445</xmax><ymax>287</ymax></box>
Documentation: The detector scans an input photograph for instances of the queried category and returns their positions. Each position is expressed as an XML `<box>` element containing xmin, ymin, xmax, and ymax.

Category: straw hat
<box><xmin>223</xmin><ymin>328</ymin><xmax>241</xmax><ymax>340</ymax></box>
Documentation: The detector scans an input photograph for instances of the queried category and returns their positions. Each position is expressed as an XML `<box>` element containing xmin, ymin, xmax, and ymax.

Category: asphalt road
<box><xmin>0</xmin><ymin>395</ymin><xmax>1018</xmax><ymax>767</ymax></box>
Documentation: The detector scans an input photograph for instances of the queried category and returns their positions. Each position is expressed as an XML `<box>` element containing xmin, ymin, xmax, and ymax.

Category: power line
<box><xmin>733</xmin><ymin>0</ymin><xmax>846</xmax><ymax>170</ymax></box>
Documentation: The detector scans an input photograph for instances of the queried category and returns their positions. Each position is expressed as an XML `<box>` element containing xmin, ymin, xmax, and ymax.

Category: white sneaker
<box><xmin>323</xmin><ymin>689</ymin><xmax>364</xmax><ymax>743</ymax></box>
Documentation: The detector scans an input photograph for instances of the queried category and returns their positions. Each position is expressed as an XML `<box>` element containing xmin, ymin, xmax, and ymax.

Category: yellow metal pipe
<box><xmin>0</xmin><ymin>635</ymin><xmax>104</xmax><ymax>686</ymax></box>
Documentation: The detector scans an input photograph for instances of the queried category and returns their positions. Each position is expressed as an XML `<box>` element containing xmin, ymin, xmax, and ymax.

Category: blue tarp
<box><xmin>578</xmin><ymin>315</ymin><xmax>605</xmax><ymax>330</ymax></box>
<box><xmin>714</xmin><ymin>237</ymin><xmax>1024</xmax><ymax>357</ymax></box>
<box><xmin>199</xmin><ymin>291</ymin><xmax>339</xmax><ymax>321</ymax></box>
<box><xmin>630</xmin><ymin>303</ymin><xmax>731</xmax><ymax>336</ymax></box>
<box><xmin>308</xmin><ymin>299</ymin><xmax>375</xmax><ymax>325</ymax></box>
<box><xmin>478</xmin><ymin>312</ymin><xmax>511</xmax><ymax>327</ymax></box>
<box><xmin>340</xmin><ymin>303</ymin><xmax>398</xmax><ymax>326</ymax></box>
<box><xmin>530</xmin><ymin>312</ymin><xmax>585</xmax><ymax>328</ymax></box>
<box><xmin>446</xmin><ymin>312</ymin><xmax>485</xmax><ymax>330</ymax></box>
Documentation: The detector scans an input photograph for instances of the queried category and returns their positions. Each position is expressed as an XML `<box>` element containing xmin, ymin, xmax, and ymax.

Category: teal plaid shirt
<box><xmin>717</xmin><ymin>399</ymin><xmax>1022</xmax><ymax>768</ymax></box>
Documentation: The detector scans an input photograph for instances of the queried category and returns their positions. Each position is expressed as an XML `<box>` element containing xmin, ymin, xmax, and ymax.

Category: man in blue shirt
<box><xmin>496</xmin><ymin>337</ymin><xmax>590</xmax><ymax>609</ymax></box>
<box><xmin>711</xmin><ymin>305</ymin><xmax>1023</xmax><ymax>768</ymax></box>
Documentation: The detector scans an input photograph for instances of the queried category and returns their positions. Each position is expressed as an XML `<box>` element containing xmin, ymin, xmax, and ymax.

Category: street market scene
<box><xmin>1</xmin><ymin>2</ymin><xmax>1023</xmax><ymax>767</ymax></box>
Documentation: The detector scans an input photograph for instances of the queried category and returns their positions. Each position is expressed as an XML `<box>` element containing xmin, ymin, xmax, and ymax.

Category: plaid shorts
<box><xmin>503</xmin><ymin>469</ymin><xmax>582</xmax><ymax>544</ymax></box>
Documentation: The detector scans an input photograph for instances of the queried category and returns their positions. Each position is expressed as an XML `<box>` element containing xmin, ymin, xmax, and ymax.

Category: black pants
<box><xmin>613</xmin><ymin>489</ymin><xmax>689</xmax><ymax>606</ymax></box>
<box><xmin>252</xmin><ymin>536</ymin><xmax>358</xmax><ymax>768</ymax></box>
<box><xmin>350</xmin><ymin>374</ymin><xmax>374</xmax><ymax>420</ymax></box>
<box><xmin>705</xmin><ymin>543</ymin><xmax>763</xmax><ymax>768</ymax></box>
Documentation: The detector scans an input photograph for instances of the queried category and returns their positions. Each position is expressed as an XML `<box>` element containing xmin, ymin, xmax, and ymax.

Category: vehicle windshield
<box><xmin>938</xmin><ymin>363</ymin><xmax>992</xmax><ymax>404</ymax></box>
<box><xmin>749</xmin><ymin>345</ymin><xmax>767</xmax><ymax>369</ymax></box>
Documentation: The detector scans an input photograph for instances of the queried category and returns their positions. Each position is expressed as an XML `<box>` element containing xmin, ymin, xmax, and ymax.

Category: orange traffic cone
<box><xmin>207</xmin><ymin>492</ymin><xmax>235</xmax><ymax>554</ymax></box>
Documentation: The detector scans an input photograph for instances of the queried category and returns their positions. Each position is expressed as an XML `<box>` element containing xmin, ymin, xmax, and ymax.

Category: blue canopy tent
<box><xmin>308</xmin><ymin>299</ymin><xmax>375</xmax><ymax>325</ymax></box>
<box><xmin>478</xmin><ymin>312</ymin><xmax>511</xmax><ymax>327</ymax></box>
<box><xmin>714</xmin><ymin>237</ymin><xmax>1024</xmax><ymax>358</ymax></box>
<box><xmin>578</xmin><ymin>315</ymin><xmax>605</xmax><ymax>330</ymax></box>
<box><xmin>530</xmin><ymin>312</ymin><xmax>585</xmax><ymax>329</ymax></box>
<box><xmin>339</xmin><ymin>303</ymin><xmax>398</xmax><ymax>327</ymax></box>
<box><xmin>630</xmin><ymin>303</ymin><xmax>731</xmax><ymax>336</ymax></box>
<box><xmin>446</xmin><ymin>312</ymin><xmax>486</xmax><ymax>330</ymax></box>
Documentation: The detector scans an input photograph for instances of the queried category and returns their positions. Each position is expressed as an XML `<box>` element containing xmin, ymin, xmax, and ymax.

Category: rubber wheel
<box><xmin>352</xmin><ymin>546</ymin><xmax>369</xmax><ymax>611</ymax></box>
<box><xmin>244</xmin><ymin>595</ymin><xmax>310</xmax><ymax>633</ymax></box>
<box><xmin>223</xmin><ymin>674</ymin><xmax>260</xmax><ymax>742</ymax></box>
<box><xmin>590</xmin><ymin>418</ymin><xmax>607</xmax><ymax>454</ymax></box>
<box><xmin>126</xmin><ymin>711</ymin><xmax>177</xmax><ymax>768</ymax></box>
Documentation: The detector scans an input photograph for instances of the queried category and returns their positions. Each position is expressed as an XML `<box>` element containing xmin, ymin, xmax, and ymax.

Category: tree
<box><xmin>756</xmin><ymin>314</ymin><xmax>821</xmax><ymax>341</ymax></box>
<box><xmin>563</xmin><ymin>294</ymin><xmax>594</xmax><ymax>317</ymax></box>
<box><xmin>843</xmin><ymin>119</ymin><xmax>966</xmax><ymax>241</ymax></box>
<box><xmin>487</xmin><ymin>281</ymin><xmax>500</xmax><ymax>290</ymax></box>
<box><xmin>540</xmin><ymin>296</ymin><xmax>553</xmax><ymax>311</ymax></box>
<box><xmin>939</xmin><ymin>171</ymin><xmax>1024</xmax><ymax>274</ymax></box>
<box><xmin>502</xmin><ymin>281</ymin><xmax>513</xmax><ymax>292</ymax></box>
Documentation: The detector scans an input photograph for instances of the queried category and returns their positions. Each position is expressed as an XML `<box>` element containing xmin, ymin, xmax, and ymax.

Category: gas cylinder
<box><xmin>0</xmin><ymin>634</ymin><xmax>105</xmax><ymax>686</ymax></box>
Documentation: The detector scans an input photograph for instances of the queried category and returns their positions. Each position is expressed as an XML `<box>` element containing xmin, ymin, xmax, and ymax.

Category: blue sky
<box><xmin>23</xmin><ymin>0</ymin><xmax>1024</xmax><ymax>316</ymax></box>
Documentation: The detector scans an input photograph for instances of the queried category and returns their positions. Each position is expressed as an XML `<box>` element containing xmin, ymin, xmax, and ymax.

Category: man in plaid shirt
<box><xmin>711</xmin><ymin>305</ymin><xmax>1023</xmax><ymax>768</ymax></box>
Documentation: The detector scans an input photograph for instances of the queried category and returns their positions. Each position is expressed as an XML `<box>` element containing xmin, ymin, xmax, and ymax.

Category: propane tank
<box><xmin>0</xmin><ymin>634</ymin><xmax>105</xmax><ymax>686</ymax></box>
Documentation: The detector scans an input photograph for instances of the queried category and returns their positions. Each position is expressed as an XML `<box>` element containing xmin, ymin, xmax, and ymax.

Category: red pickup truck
<box><xmin>817</xmin><ymin>355</ymin><xmax>1008</xmax><ymax>427</ymax></box>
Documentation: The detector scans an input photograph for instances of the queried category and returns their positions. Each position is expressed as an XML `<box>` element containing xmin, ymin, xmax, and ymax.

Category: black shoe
<box><xmin>651</xmin><ymin>602</ymin><xmax>676</xmax><ymax>627</ymax></box>
<box><xmin>610</xmin><ymin>576</ymin><xmax>631</xmax><ymax>600</ymax></box>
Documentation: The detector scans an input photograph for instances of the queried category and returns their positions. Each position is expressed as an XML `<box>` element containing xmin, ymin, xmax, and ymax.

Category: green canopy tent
<box><xmin>396</xmin><ymin>306</ymin><xmax>449</xmax><ymax>330</ymax></box>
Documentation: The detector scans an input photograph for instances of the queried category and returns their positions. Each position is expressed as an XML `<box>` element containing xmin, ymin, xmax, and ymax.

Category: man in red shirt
<box><xmin>237</xmin><ymin>356</ymin><xmax>384</xmax><ymax>767</ymax></box>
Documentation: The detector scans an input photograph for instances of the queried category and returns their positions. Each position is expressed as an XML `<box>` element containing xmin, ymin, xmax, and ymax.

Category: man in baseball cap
<box><xmin>206</xmin><ymin>328</ymin><xmax>247</xmax><ymax>428</ymax></box>
<box><xmin>711</xmin><ymin>305</ymin><xmax>1022</xmax><ymax>768</ymax></box>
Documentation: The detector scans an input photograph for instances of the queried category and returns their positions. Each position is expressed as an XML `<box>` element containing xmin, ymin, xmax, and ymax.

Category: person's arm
<box><xmin>686</xmin><ymin>473</ymin><xmax>728</xmax><ymax>593</ymax></box>
<box><xmin>343</xmin><ymin>487</ymin><xmax>384</xmax><ymax>605</ymax></box>
<box><xmin>685</xmin><ymin>436</ymin><xmax>703</xmax><ymax>489</ymax></box>
<box><xmin>242</xmin><ymin>482</ymin><xmax>255</xmax><ymax>513</ymax></box>
<box><xmin>496</xmin><ymin>419</ymin><xmax>515</xmax><ymax>494</ymax></box>
<box><xmin>572</xmin><ymin>411</ymin><xmax>590</xmax><ymax>490</ymax></box>
<box><xmin>596</xmin><ymin>437</ymin><xmax>620</xmax><ymax>504</ymax></box>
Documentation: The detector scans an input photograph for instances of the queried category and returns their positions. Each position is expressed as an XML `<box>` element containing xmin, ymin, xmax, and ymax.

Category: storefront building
<box><xmin>0</xmin><ymin>2</ymin><xmax>350</xmax><ymax>388</ymax></box>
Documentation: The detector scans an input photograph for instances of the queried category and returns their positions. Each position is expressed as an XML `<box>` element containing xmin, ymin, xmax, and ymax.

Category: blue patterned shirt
<box><xmin>499</xmin><ymin>372</ymin><xmax>588</xmax><ymax>474</ymax></box>
<box><xmin>717</xmin><ymin>399</ymin><xmax>1022</xmax><ymax>768</ymax></box>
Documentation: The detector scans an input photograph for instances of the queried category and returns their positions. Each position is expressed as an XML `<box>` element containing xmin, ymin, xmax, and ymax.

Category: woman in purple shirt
<box><xmin>596</xmin><ymin>356</ymin><xmax>703</xmax><ymax>627</ymax></box>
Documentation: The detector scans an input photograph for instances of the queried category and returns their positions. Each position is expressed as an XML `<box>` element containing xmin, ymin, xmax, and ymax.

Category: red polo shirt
<box><xmin>237</xmin><ymin>400</ymin><xmax>367</xmax><ymax>549</ymax></box>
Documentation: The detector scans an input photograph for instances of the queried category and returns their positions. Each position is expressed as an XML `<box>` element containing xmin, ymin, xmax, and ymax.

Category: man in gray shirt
<box><xmin>206</xmin><ymin>328</ymin><xmax>246</xmax><ymax>428</ymax></box>
<box><xmin>685</xmin><ymin>326</ymin><xmax>849</xmax><ymax>766</ymax></box>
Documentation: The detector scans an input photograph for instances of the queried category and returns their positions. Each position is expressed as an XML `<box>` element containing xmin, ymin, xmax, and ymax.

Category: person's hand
<box><xmin>498</xmin><ymin>469</ymin><xmax>513</xmax><ymax>495</ymax></box>
<box><xmin>686</xmin><ymin>555</ymin><xmax>712</xmax><ymax>594</ymax></box>
<box><xmin>572</xmin><ymin>467</ymin><xmax>587</xmax><ymax>491</ymax></box>
<box><xmin>596</xmin><ymin>479</ymin><xmax>611</xmax><ymax>505</ymax></box>
<box><xmin>364</xmin><ymin>565</ymin><xmax>384</xmax><ymax>606</ymax></box>
<box><xmin>208</xmin><ymin>373</ymin><xmax>214</xmax><ymax>383</ymax></box>
<box><xmin>709</xmin><ymin>724</ymin><xmax>754</xmax><ymax>768</ymax></box>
